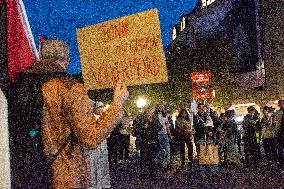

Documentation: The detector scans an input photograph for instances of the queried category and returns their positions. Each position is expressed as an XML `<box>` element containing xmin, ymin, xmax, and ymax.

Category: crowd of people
<box><xmin>125</xmin><ymin>101</ymin><xmax>284</xmax><ymax>178</ymax></box>
<box><xmin>7</xmin><ymin>39</ymin><xmax>284</xmax><ymax>188</ymax></box>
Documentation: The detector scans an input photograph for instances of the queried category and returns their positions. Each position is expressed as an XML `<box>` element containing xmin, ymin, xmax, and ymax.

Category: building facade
<box><xmin>166</xmin><ymin>0</ymin><xmax>284</xmax><ymax>108</ymax></box>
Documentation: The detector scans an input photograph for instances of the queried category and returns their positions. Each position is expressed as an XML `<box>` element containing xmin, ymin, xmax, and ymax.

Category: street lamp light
<box><xmin>136</xmin><ymin>98</ymin><xmax>146</xmax><ymax>112</ymax></box>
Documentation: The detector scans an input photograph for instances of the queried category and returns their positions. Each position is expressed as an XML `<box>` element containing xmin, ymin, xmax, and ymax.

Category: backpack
<box><xmin>9</xmin><ymin>72</ymin><xmax>73</xmax><ymax>189</ymax></box>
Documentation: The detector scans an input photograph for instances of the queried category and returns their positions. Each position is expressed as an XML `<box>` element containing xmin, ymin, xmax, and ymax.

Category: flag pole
<box><xmin>16</xmin><ymin>0</ymin><xmax>39</xmax><ymax>60</ymax></box>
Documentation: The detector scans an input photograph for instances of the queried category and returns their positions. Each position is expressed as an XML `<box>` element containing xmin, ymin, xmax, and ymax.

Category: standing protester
<box><xmin>107</xmin><ymin>122</ymin><xmax>121</xmax><ymax>166</ymax></box>
<box><xmin>243</xmin><ymin>106</ymin><xmax>261</xmax><ymax>168</ymax></box>
<box><xmin>88</xmin><ymin>101</ymin><xmax>111</xmax><ymax>189</ymax></box>
<box><xmin>205</xmin><ymin>104</ymin><xmax>219</xmax><ymax>128</ymax></box>
<box><xmin>275</xmin><ymin>100</ymin><xmax>284</xmax><ymax>165</ymax></box>
<box><xmin>118</xmin><ymin>112</ymin><xmax>131</xmax><ymax>163</ymax></box>
<box><xmin>222</xmin><ymin>110</ymin><xmax>241</xmax><ymax>166</ymax></box>
<box><xmin>236</xmin><ymin>121</ymin><xmax>243</xmax><ymax>156</ymax></box>
<box><xmin>132</xmin><ymin>112</ymin><xmax>146</xmax><ymax>158</ymax></box>
<box><xmin>193</xmin><ymin>103</ymin><xmax>214</xmax><ymax>160</ymax></box>
<box><xmin>9</xmin><ymin>40</ymin><xmax>128</xmax><ymax>189</ymax></box>
<box><xmin>193</xmin><ymin>103</ymin><xmax>206</xmax><ymax>159</ymax></box>
<box><xmin>261</xmin><ymin>106</ymin><xmax>277</xmax><ymax>165</ymax></box>
<box><xmin>166</xmin><ymin>109</ymin><xmax>178</xmax><ymax>168</ymax></box>
<box><xmin>216</xmin><ymin>113</ymin><xmax>226</xmax><ymax>161</ymax></box>
<box><xmin>175</xmin><ymin>109</ymin><xmax>193</xmax><ymax>169</ymax></box>
<box><xmin>156</xmin><ymin>104</ymin><xmax>172</xmax><ymax>169</ymax></box>
<box><xmin>140</xmin><ymin>108</ymin><xmax>163</xmax><ymax>179</ymax></box>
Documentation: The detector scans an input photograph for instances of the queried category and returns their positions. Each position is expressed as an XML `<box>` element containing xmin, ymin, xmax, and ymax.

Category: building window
<box><xmin>257</xmin><ymin>60</ymin><xmax>266</xmax><ymax>83</ymax></box>
<box><xmin>180</xmin><ymin>17</ymin><xmax>186</xmax><ymax>31</ymax></box>
<box><xmin>172</xmin><ymin>27</ymin><xmax>177</xmax><ymax>40</ymax></box>
<box><xmin>201</xmin><ymin>0</ymin><xmax>216</xmax><ymax>8</ymax></box>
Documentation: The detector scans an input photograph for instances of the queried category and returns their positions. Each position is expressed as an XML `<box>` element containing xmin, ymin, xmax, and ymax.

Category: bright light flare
<box><xmin>136</xmin><ymin>98</ymin><xmax>146</xmax><ymax>109</ymax></box>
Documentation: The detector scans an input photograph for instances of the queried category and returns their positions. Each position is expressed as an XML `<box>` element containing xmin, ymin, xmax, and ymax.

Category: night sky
<box><xmin>23</xmin><ymin>0</ymin><xmax>198</xmax><ymax>74</ymax></box>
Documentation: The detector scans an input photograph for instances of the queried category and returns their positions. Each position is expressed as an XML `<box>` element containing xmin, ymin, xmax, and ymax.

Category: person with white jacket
<box><xmin>88</xmin><ymin>101</ymin><xmax>111</xmax><ymax>189</ymax></box>
<box><xmin>0</xmin><ymin>89</ymin><xmax>11</xmax><ymax>188</ymax></box>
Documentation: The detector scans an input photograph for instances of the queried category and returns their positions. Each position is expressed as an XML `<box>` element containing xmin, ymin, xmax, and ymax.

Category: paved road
<box><xmin>109</xmin><ymin>158</ymin><xmax>284</xmax><ymax>189</ymax></box>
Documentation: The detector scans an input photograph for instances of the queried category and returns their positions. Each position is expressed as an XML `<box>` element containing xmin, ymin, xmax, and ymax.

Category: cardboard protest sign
<box><xmin>76</xmin><ymin>9</ymin><xmax>168</xmax><ymax>90</ymax></box>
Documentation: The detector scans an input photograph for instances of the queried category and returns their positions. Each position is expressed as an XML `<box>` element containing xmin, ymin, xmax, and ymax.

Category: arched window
<box><xmin>201</xmin><ymin>0</ymin><xmax>207</xmax><ymax>8</ymax></box>
<box><xmin>180</xmin><ymin>17</ymin><xmax>186</xmax><ymax>31</ymax></box>
<box><xmin>172</xmin><ymin>27</ymin><xmax>177</xmax><ymax>40</ymax></box>
<box><xmin>201</xmin><ymin>0</ymin><xmax>216</xmax><ymax>8</ymax></box>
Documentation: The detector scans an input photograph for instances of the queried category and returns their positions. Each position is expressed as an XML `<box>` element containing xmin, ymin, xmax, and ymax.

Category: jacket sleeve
<box><xmin>66</xmin><ymin>83</ymin><xmax>124</xmax><ymax>149</ymax></box>
<box><xmin>242</xmin><ymin>116</ymin><xmax>249</xmax><ymax>131</ymax></box>
<box><xmin>152</xmin><ymin>114</ymin><xmax>163</xmax><ymax>132</ymax></box>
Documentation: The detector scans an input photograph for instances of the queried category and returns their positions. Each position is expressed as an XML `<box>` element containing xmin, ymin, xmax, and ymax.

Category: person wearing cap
<box><xmin>243</xmin><ymin>106</ymin><xmax>261</xmax><ymax>167</ymax></box>
<box><xmin>275</xmin><ymin>100</ymin><xmax>284</xmax><ymax>165</ymax></box>
<box><xmin>10</xmin><ymin>39</ymin><xmax>128</xmax><ymax>189</ymax></box>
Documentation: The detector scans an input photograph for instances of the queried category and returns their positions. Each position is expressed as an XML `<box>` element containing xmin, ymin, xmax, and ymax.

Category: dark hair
<box><xmin>247</xmin><ymin>106</ymin><xmax>256</xmax><ymax>112</ymax></box>
<box><xmin>197</xmin><ymin>103</ymin><xmax>204</xmax><ymax>109</ymax></box>
<box><xmin>263</xmin><ymin>106</ymin><xmax>269</xmax><ymax>111</ymax></box>
<box><xmin>177</xmin><ymin>109</ymin><xmax>190</xmax><ymax>121</ymax></box>
<box><xmin>263</xmin><ymin>106</ymin><xmax>275</xmax><ymax>113</ymax></box>
<box><xmin>225</xmin><ymin>110</ymin><xmax>235</xmax><ymax>118</ymax></box>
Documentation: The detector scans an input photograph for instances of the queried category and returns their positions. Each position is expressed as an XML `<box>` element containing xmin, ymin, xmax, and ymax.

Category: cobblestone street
<box><xmin>110</xmin><ymin>157</ymin><xmax>284</xmax><ymax>189</ymax></box>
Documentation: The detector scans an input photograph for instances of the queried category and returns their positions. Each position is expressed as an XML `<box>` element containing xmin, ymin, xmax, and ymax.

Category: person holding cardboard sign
<box><xmin>9</xmin><ymin>39</ymin><xmax>128</xmax><ymax>189</ymax></box>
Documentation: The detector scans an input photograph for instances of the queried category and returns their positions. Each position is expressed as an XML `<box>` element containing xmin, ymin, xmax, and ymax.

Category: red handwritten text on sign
<box><xmin>92</xmin><ymin>55</ymin><xmax>160</xmax><ymax>87</ymax></box>
<box><xmin>77</xmin><ymin>9</ymin><xmax>168</xmax><ymax>90</ymax></box>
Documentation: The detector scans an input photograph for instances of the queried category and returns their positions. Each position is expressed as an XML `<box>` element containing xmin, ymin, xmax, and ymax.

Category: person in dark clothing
<box><xmin>132</xmin><ymin>112</ymin><xmax>146</xmax><ymax>157</ymax></box>
<box><xmin>222</xmin><ymin>110</ymin><xmax>241</xmax><ymax>166</ymax></box>
<box><xmin>117</xmin><ymin>134</ymin><xmax>130</xmax><ymax>162</ymax></box>
<box><xmin>166</xmin><ymin>109</ymin><xmax>178</xmax><ymax>168</ymax></box>
<box><xmin>193</xmin><ymin>104</ymin><xmax>206</xmax><ymax>155</ymax></box>
<box><xmin>140</xmin><ymin>108</ymin><xmax>163</xmax><ymax>179</ymax></box>
<box><xmin>117</xmin><ymin>113</ymin><xmax>131</xmax><ymax>163</ymax></box>
<box><xmin>107</xmin><ymin>123</ymin><xmax>121</xmax><ymax>165</ymax></box>
<box><xmin>216</xmin><ymin>113</ymin><xmax>226</xmax><ymax>161</ymax></box>
<box><xmin>243</xmin><ymin>106</ymin><xmax>261</xmax><ymax>167</ymax></box>
<box><xmin>175</xmin><ymin>109</ymin><xmax>193</xmax><ymax>168</ymax></box>
<box><xmin>261</xmin><ymin>106</ymin><xmax>277</xmax><ymax>165</ymax></box>
<box><xmin>193</xmin><ymin>103</ymin><xmax>214</xmax><ymax>159</ymax></box>
<box><xmin>275</xmin><ymin>100</ymin><xmax>284</xmax><ymax>165</ymax></box>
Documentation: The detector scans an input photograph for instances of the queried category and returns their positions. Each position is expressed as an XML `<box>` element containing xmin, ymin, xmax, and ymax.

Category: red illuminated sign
<box><xmin>191</xmin><ymin>71</ymin><xmax>214</xmax><ymax>100</ymax></box>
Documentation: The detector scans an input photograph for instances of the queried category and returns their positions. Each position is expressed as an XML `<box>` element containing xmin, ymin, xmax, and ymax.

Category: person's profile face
<box><xmin>263</xmin><ymin>109</ymin><xmax>268</xmax><ymax>116</ymax></box>
<box><xmin>158</xmin><ymin>105</ymin><xmax>164</xmax><ymax>112</ymax></box>
<box><xmin>198</xmin><ymin>105</ymin><xmax>205</xmax><ymax>113</ymax></box>
<box><xmin>181</xmin><ymin>110</ymin><xmax>187</xmax><ymax>118</ymax></box>
<box><xmin>248</xmin><ymin>110</ymin><xmax>255</xmax><ymax>116</ymax></box>
<box><xmin>147</xmin><ymin>109</ymin><xmax>155</xmax><ymax>120</ymax></box>
<box><xmin>278</xmin><ymin>101</ymin><xmax>284</xmax><ymax>109</ymax></box>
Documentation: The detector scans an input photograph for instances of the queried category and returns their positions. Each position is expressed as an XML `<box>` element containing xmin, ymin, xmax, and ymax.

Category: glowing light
<box><xmin>234</xmin><ymin>115</ymin><xmax>244</xmax><ymax>122</ymax></box>
<box><xmin>104</xmin><ymin>104</ymin><xmax>110</xmax><ymax>111</ymax></box>
<box><xmin>136</xmin><ymin>98</ymin><xmax>146</xmax><ymax>109</ymax></box>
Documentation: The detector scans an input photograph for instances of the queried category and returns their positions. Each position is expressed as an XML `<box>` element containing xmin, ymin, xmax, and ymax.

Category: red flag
<box><xmin>7</xmin><ymin>0</ymin><xmax>38</xmax><ymax>82</ymax></box>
